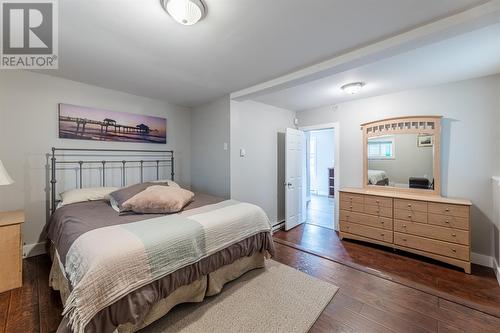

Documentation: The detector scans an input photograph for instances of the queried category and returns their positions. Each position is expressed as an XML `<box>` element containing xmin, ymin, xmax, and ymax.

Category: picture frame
<box><xmin>417</xmin><ymin>134</ymin><xmax>433</xmax><ymax>147</ymax></box>
<box><xmin>58</xmin><ymin>103</ymin><xmax>167</xmax><ymax>144</ymax></box>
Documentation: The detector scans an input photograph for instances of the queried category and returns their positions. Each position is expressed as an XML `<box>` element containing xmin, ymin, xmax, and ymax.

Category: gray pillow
<box><xmin>109</xmin><ymin>182</ymin><xmax>168</xmax><ymax>212</ymax></box>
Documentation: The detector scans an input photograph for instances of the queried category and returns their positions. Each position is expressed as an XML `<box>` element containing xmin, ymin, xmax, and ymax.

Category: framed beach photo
<box><xmin>417</xmin><ymin>134</ymin><xmax>433</xmax><ymax>147</ymax></box>
<box><xmin>58</xmin><ymin>104</ymin><xmax>167</xmax><ymax>144</ymax></box>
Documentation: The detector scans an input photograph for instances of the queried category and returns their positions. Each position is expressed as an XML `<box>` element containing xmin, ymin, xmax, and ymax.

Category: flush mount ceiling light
<box><xmin>161</xmin><ymin>0</ymin><xmax>206</xmax><ymax>26</ymax></box>
<box><xmin>341</xmin><ymin>82</ymin><xmax>365</xmax><ymax>95</ymax></box>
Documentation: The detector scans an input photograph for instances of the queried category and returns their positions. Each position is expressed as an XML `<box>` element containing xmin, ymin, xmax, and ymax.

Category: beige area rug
<box><xmin>141</xmin><ymin>260</ymin><xmax>338</xmax><ymax>333</ymax></box>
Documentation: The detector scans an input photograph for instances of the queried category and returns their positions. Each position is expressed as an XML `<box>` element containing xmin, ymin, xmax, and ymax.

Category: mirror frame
<box><xmin>362</xmin><ymin>115</ymin><xmax>442</xmax><ymax>196</ymax></box>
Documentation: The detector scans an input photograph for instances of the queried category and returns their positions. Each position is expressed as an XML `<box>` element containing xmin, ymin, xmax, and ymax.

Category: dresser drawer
<box><xmin>364</xmin><ymin>204</ymin><xmax>393</xmax><ymax>218</ymax></box>
<box><xmin>394</xmin><ymin>233</ymin><xmax>469</xmax><ymax>261</ymax></box>
<box><xmin>341</xmin><ymin>222</ymin><xmax>393</xmax><ymax>243</ymax></box>
<box><xmin>339</xmin><ymin>200</ymin><xmax>364</xmax><ymax>213</ymax></box>
<box><xmin>428</xmin><ymin>203</ymin><xmax>469</xmax><ymax>218</ymax></box>
<box><xmin>394</xmin><ymin>209</ymin><xmax>427</xmax><ymax>223</ymax></box>
<box><xmin>340</xmin><ymin>192</ymin><xmax>364</xmax><ymax>204</ymax></box>
<box><xmin>394</xmin><ymin>199</ymin><xmax>427</xmax><ymax>212</ymax></box>
<box><xmin>428</xmin><ymin>213</ymin><xmax>469</xmax><ymax>230</ymax></box>
<box><xmin>364</xmin><ymin>195</ymin><xmax>393</xmax><ymax>208</ymax></box>
<box><xmin>340</xmin><ymin>210</ymin><xmax>392</xmax><ymax>230</ymax></box>
<box><xmin>394</xmin><ymin>220</ymin><xmax>469</xmax><ymax>245</ymax></box>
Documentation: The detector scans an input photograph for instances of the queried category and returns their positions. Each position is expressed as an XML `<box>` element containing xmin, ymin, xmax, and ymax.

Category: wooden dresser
<box><xmin>0</xmin><ymin>210</ymin><xmax>25</xmax><ymax>292</ymax></box>
<box><xmin>339</xmin><ymin>188</ymin><xmax>472</xmax><ymax>273</ymax></box>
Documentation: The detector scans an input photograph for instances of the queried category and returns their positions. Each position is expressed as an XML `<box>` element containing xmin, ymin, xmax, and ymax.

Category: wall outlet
<box><xmin>240</xmin><ymin>148</ymin><xmax>246</xmax><ymax>157</ymax></box>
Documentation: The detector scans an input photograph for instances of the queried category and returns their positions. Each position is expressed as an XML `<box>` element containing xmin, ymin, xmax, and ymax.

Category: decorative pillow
<box><xmin>122</xmin><ymin>185</ymin><xmax>195</xmax><ymax>214</ymax></box>
<box><xmin>59</xmin><ymin>187</ymin><xmax>119</xmax><ymax>207</ymax></box>
<box><xmin>151</xmin><ymin>179</ymin><xmax>181</xmax><ymax>188</ymax></box>
<box><xmin>109</xmin><ymin>182</ymin><xmax>168</xmax><ymax>212</ymax></box>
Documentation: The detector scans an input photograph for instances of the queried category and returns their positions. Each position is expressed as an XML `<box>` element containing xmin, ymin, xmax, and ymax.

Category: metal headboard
<box><xmin>50</xmin><ymin>147</ymin><xmax>174</xmax><ymax>213</ymax></box>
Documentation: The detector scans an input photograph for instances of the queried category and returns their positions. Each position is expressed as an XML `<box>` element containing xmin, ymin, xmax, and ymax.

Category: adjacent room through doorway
<box><xmin>305</xmin><ymin>129</ymin><xmax>335</xmax><ymax>230</ymax></box>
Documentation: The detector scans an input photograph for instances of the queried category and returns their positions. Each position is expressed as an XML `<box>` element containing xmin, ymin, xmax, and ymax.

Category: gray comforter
<box><xmin>48</xmin><ymin>192</ymin><xmax>275</xmax><ymax>333</ymax></box>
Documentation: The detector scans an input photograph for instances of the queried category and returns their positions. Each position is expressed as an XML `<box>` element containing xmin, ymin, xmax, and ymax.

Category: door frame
<box><xmin>299</xmin><ymin>122</ymin><xmax>340</xmax><ymax>231</ymax></box>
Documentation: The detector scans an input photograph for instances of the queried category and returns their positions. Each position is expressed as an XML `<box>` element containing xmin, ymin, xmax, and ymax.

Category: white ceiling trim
<box><xmin>230</xmin><ymin>0</ymin><xmax>500</xmax><ymax>102</ymax></box>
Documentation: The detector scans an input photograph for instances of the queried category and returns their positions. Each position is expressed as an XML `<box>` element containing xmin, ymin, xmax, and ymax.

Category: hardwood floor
<box><xmin>306</xmin><ymin>195</ymin><xmax>334</xmax><ymax>230</ymax></box>
<box><xmin>274</xmin><ymin>223</ymin><xmax>500</xmax><ymax>318</ymax></box>
<box><xmin>1</xmin><ymin>245</ymin><xmax>499</xmax><ymax>332</ymax></box>
<box><xmin>0</xmin><ymin>255</ymin><xmax>62</xmax><ymax>333</ymax></box>
<box><xmin>274</xmin><ymin>243</ymin><xmax>500</xmax><ymax>333</ymax></box>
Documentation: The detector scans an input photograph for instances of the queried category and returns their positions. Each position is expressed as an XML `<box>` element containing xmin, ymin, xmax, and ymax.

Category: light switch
<box><xmin>223</xmin><ymin>142</ymin><xmax>228</xmax><ymax>151</ymax></box>
<box><xmin>240</xmin><ymin>148</ymin><xmax>246</xmax><ymax>157</ymax></box>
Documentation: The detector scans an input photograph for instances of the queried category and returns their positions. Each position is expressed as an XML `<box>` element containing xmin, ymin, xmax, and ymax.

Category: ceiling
<box><xmin>40</xmin><ymin>0</ymin><xmax>487</xmax><ymax>107</ymax></box>
<box><xmin>252</xmin><ymin>23</ymin><xmax>500</xmax><ymax>111</ymax></box>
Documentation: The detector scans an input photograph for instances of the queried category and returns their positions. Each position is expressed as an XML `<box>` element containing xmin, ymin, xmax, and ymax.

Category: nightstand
<box><xmin>0</xmin><ymin>210</ymin><xmax>24</xmax><ymax>293</ymax></box>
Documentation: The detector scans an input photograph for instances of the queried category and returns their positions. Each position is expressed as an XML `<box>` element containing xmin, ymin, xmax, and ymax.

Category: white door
<box><xmin>285</xmin><ymin>128</ymin><xmax>306</xmax><ymax>230</ymax></box>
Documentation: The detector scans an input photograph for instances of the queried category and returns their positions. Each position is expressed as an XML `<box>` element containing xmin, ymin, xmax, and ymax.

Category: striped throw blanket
<box><xmin>62</xmin><ymin>200</ymin><xmax>272</xmax><ymax>333</ymax></box>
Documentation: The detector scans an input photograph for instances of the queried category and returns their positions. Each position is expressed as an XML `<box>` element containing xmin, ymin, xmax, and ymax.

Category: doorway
<box><xmin>304</xmin><ymin>128</ymin><xmax>335</xmax><ymax>229</ymax></box>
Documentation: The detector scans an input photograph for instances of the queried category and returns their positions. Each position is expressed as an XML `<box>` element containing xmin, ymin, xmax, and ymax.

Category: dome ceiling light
<box><xmin>341</xmin><ymin>82</ymin><xmax>365</xmax><ymax>95</ymax></box>
<box><xmin>161</xmin><ymin>0</ymin><xmax>206</xmax><ymax>26</ymax></box>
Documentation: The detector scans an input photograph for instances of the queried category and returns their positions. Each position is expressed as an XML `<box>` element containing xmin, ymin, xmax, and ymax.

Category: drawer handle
<box><xmin>451</xmin><ymin>248</ymin><xmax>456</xmax><ymax>253</ymax></box>
<box><xmin>350</xmin><ymin>206</ymin><xmax>353</xmax><ymax>209</ymax></box>
<box><xmin>445</xmin><ymin>220</ymin><xmax>450</xmax><ymax>224</ymax></box>
<box><xmin>380</xmin><ymin>221</ymin><xmax>384</xmax><ymax>224</ymax></box>
<box><xmin>402</xmin><ymin>238</ymin><xmax>407</xmax><ymax>241</ymax></box>
<box><xmin>445</xmin><ymin>208</ymin><xmax>450</xmax><ymax>212</ymax></box>
<box><xmin>403</xmin><ymin>224</ymin><xmax>407</xmax><ymax>228</ymax></box>
<box><xmin>408</xmin><ymin>215</ymin><xmax>412</xmax><ymax>218</ymax></box>
<box><xmin>452</xmin><ymin>233</ymin><xmax>456</xmax><ymax>237</ymax></box>
<box><xmin>408</xmin><ymin>204</ymin><xmax>412</xmax><ymax>207</ymax></box>
<box><xmin>380</xmin><ymin>233</ymin><xmax>384</xmax><ymax>237</ymax></box>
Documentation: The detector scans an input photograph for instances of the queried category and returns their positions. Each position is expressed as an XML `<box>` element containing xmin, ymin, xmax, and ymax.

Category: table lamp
<box><xmin>0</xmin><ymin>160</ymin><xmax>14</xmax><ymax>185</ymax></box>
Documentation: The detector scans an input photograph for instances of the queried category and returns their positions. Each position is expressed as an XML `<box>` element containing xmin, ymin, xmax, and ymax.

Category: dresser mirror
<box><xmin>362</xmin><ymin>116</ymin><xmax>441</xmax><ymax>196</ymax></box>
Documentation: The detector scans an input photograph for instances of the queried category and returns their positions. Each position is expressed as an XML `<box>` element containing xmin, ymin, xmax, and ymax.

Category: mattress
<box><xmin>47</xmin><ymin>192</ymin><xmax>275</xmax><ymax>333</ymax></box>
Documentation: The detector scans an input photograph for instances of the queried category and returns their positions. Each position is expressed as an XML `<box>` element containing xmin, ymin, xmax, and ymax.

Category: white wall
<box><xmin>0</xmin><ymin>71</ymin><xmax>191</xmax><ymax>250</ymax></box>
<box><xmin>230</xmin><ymin>100</ymin><xmax>295</xmax><ymax>225</ymax></box>
<box><xmin>297</xmin><ymin>74</ymin><xmax>500</xmax><ymax>256</ymax></box>
<box><xmin>309</xmin><ymin>129</ymin><xmax>334</xmax><ymax>195</ymax></box>
<box><xmin>191</xmin><ymin>96</ymin><xmax>230</xmax><ymax>198</ymax></box>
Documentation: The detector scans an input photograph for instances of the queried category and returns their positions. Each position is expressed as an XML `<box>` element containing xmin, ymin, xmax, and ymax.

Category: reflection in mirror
<box><xmin>367</xmin><ymin>133</ymin><xmax>434</xmax><ymax>190</ymax></box>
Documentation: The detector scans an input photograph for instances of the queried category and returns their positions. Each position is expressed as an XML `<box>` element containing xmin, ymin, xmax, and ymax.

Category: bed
<box><xmin>367</xmin><ymin>169</ymin><xmax>389</xmax><ymax>186</ymax></box>
<box><xmin>47</xmin><ymin>148</ymin><xmax>275</xmax><ymax>333</ymax></box>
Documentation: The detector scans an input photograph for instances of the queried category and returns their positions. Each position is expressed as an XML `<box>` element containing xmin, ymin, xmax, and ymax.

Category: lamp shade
<box><xmin>0</xmin><ymin>160</ymin><xmax>14</xmax><ymax>185</ymax></box>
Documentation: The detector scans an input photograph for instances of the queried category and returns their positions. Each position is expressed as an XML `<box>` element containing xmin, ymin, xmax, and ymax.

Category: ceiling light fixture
<box><xmin>161</xmin><ymin>0</ymin><xmax>206</xmax><ymax>26</ymax></box>
<box><xmin>341</xmin><ymin>82</ymin><xmax>365</xmax><ymax>95</ymax></box>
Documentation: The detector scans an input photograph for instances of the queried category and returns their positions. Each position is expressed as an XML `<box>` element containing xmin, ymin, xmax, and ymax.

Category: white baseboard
<box><xmin>23</xmin><ymin>242</ymin><xmax>47</xmax><ymax>258</ymax></box>
<box><xmin>471</xmin><ymin>252</ymin><xmax>494</xmax><ymax>268</ymax></box>
<box><xmin>495</xmin><ymin>258</ymin><xmax>500</xmax><ymax>286</ymax></box>
<box><xmin>272</xmin><ymin>220</ymin><xmax>285</xmax><ymax>233</ymax></box>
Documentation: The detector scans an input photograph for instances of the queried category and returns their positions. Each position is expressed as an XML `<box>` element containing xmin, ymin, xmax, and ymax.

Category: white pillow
<box><xmin>59</xmin><ymin>187</ymin><xmax>119</xmax><ymax>207</ymax></box>
<box><xmin>151</xmin><ymin>180</ymin><xmax>181</xmax><ymax>188</ymax></box>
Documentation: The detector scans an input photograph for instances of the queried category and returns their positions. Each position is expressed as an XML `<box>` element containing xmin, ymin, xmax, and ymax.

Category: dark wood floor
<box><xmin>2</xmin><ymin>244</ymin><xmax>500</xmax><ymax>333</ymax></box>
<box><xmin>274</xmin><ymin>223</ymin><xmax>500</xmax><ymax>318</ymax></box>
<box><xmin>274</xmin><ymin>242</ymin><xmax>500</xmax><ymax>333</ymax></box>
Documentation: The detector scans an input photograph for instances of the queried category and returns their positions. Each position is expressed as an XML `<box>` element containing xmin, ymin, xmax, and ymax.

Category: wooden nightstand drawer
<box><xmin>0</xmin><ymin>210</ymin><xmax>24</xmax><ymax>293</ymax></box>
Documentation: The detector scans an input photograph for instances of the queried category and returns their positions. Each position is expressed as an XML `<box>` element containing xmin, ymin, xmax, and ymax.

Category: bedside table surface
<box><xmin>0</xmin><ymin>210</ymin><xmax>25</xmax><ymax>227</ymax></box>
